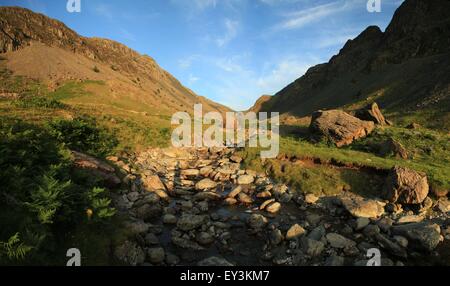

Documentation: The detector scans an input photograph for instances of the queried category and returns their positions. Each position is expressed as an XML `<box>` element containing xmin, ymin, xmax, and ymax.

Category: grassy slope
<box><xmin>239</xmin><ymin>124</ymin><xmax>449</xmax><ymax>197</ymax></box>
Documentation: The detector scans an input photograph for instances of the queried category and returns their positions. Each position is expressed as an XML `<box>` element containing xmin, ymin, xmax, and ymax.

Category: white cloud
<box><xmin>95</xmin><ymin>4</ymin><xmax>114</xmax><ymax>19</ymax></box>
<box><xmin>188</xmin><ymin>74</ymin><xmax>200</xmax><ymax>83</ymax></box>
<box><xmin>178</xmin><ymin>55</ymin><xmax>200</xmax><ymax>69</ymax></box>
<box><xmin>170</xmin><ymin>0</ymin><xmax>217</xmax><ymax>14</ymax></box>
<box><xmin>276</xmin><ymin>0</ymin><xmax>358</xmax><ymax>30</ymax></box>
<box><xmin>256</xmin><ymin>58</ymin><xmax>314</xmax><ymax>93</ymax></box>
<box><xmin>216</xmin><ymin>19</ymin><xmax>239</xmax><ymax>47</ymax></box>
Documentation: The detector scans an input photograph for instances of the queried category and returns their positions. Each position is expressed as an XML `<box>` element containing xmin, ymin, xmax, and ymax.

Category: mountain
<box><xmin>254</xmin><ymin>0</ymin><xmax>450</xmax><ymax>130</ymax></box>
<box><xmin>0</xmin><ymin>6</ymin><xmax>230</xmax><ymax>115</ymax></box>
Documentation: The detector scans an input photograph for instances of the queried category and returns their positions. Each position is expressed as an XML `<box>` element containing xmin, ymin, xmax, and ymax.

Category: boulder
<box><xmin>391</xmin><ymin>222</ymin><xmax>441</xmax><ymax>252</ymax></box>
<box><xmin>340</xmin><ymin>196</ymin><xmax>385</xmax><ymax>218</ymax></box>
<box><xmin>195</xmin><ymin>178</ymin><xmax>217</xmax><ymax>191</ymax></box>
<box><xmin>355</xmin><ymin>102</ymin><xmax>389</xmax><ymax>126</ymax></box>
<box><xmin>286</xmin><ymin>224</ymin><xmax>306</xmax><ymax>240</ymax></box>
<box><xmin>379</xmin><ymin>138</ymin><xmax>408</xmax><ymax>159</ymax></box>
<box><xmin>147</xmin><ymin>247</ymin><xmax>165</xmax><ymax>264</ymax></box>
<box><xmin>142</xmin><ymin>175</ymin><xmax>166</xmax><ymax>191</ymax></box>
<box><xmin>309</xmin><ymin>110</ymin><xmax>375</xmax><ymax>147</ymax></box>
<box><xmin>177</xmin><ymin>214</ymin><xmax>207</xmax><ymax>231</ymax></box>
<box><xmin>326</xmin><ymin>233</ymin><xmax>356</xmax><ymax>249</ymax></box>
<box><xmin>383</xmin><ymin>166</ymin><xmax>429</xmax><ymax>204</ymax></box>
<box><xmin>247</xmin><ymin>214</ymin><xmax>268</xmax><ymax>230</ymax></box>
<box><xmin>237</xmin><ymin>175</ymin><xmax>255</xmax><ymax>185</ymax></box>
<box><xmin>71</xmin><ymin>151</ymin><xmax>121</xmax><ymax>187</ymax></box>
<box><xmin>114</xmin><ymin>241</ymin><xmax>145</xmax><ymax>266</ymax></box>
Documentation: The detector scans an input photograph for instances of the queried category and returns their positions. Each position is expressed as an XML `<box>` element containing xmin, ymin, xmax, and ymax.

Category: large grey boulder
<box><xmin>309</xmin><ymin>110</ymin><xmax>375</xmax><ymax>147</ymax></box>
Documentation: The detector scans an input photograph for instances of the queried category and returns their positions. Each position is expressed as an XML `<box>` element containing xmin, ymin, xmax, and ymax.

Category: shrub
<box><xmin>46</xmin><ymin>116</ymin><xmax>118</xmax><ymax>157</ymax></box>
<box><xmin>0</xmin><ymin>118</ymin><xmax>116</xmax><ymax>264</ymax></box>
<box><xmin>93</xmin><ymin>66</ymin><xmax>100</xmax><ymax>73</ymax></box>
<box><xmin>12</xmin><ymin>97</ymin><xmax>67</xmax><ymax>109</ymax></box>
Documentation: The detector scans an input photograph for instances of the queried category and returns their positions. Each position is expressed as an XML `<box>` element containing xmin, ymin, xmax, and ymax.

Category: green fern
<box><xmin>0</xmin><ymin>233</ymin><xmax>33</xmax><ymax>261</ymax></box>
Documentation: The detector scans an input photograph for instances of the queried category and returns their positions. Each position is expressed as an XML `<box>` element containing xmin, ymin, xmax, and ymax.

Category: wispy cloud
<box><xmin>188</xmin><ymin>74</ymin><xmax>200</xmax><ymax>84</ymax></box>
<box><xmin>178</xmin><ymin>55</ymin><xmax>200</xmax><ymax>69</ymax></box>
<box><xmin>118</xmin><ymin>28</ymin><xmax>136</xmax><ymax>42</ymax></box>
<box><xmin>275</xmin><ymin>0</ymin><xmax>358</xmax><ymax>30</ymax></box>
<box><xmin>95</xmin><ymin>4</ymin><xmax>114</xmax><ymax>19</ymax></box>
<box><xmin>216</xmin><ymin>18</ymin><xmax>239</xmax><ymax>47</ymax></box>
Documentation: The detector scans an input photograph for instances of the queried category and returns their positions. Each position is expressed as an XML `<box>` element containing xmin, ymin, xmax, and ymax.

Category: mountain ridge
<box><xmin>0</xmin><ymin>6</ymin><xmax>231</xmax><ymax>115</ymax></box>
<box><xmin>254</xmin><ymin>0</ymin><xmax>450</xmax><ymax>130</ymax></box>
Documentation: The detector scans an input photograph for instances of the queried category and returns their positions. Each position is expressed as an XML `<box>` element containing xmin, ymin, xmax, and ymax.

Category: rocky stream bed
<box><xmin>97</xmin><ymin>147</ymin><xmax>450</xmax><ymax>266</ymax></box>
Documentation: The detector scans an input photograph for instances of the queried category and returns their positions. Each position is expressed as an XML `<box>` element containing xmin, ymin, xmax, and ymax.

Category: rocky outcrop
<box><xmin>355</xmin><ymin>102</ymin><xmax>390</xmax><ymax>126</ymax></box>
<box><xmin>383</xmin><ymin>166</ymin><xmax>429</xmax><ymax>204</ymax></box>
<box><xmin>309</xmin><ymin>110</ymin><xmax>375</xmax><ymax>147</ymax></box>
<box><xmin>379</xmin><ymin>138</ymin><xmax>408</xmax><ymax>159</ymax></box>
<box><xmin>71</xmin><ymin>151</ymin><xmax>121</xmax><ymax>188</ymax></box>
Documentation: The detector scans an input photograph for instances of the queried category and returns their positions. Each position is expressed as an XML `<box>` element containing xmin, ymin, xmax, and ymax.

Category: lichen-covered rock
<box><xmin>309</xmin><ymin>110</ymin><xmax>375</xmax><ymax>147</ymax></box>
<box><xmin>383</xmin><ymin>166</ymin><xmax>429</xmax><ymax>204</ymax></box>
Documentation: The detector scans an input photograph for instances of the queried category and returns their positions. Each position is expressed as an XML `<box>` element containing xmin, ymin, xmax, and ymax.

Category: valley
<box><xmin>0</xmin><ymin>0</ymin><xmax>449</xmax><ymax>267</ymax></box>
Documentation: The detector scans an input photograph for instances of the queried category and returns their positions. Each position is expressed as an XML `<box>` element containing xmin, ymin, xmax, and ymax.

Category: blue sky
<box><xmin>0</xmin><ymin>0</ymin><xmax>403</xmax><ymax>110</ymax></box>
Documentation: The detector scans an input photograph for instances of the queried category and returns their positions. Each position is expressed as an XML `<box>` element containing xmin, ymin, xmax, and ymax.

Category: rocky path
<box><xmin>108</xmin><ymin>147</ymin><xmax>450</xmax><ymax>266</ymax></box>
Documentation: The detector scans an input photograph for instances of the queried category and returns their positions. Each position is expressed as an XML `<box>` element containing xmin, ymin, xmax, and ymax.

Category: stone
<box><xmin>114</xmin><ymin>241</ymin><xmax>145</xmax><ymax>266</ymax></box>
<box><xmin>238</xmin><ymin>192</ymin><xmax>253</xmax><ymax>204</ymax></box>
<box><xmin>230</xmin><ymin>155</ymin><xmax>243</xmax><ymax>163</ymax></box>
<box><xmin>127</xmin><ymin>192</ymin><xmax>140</xmax><ymax>202</ymax></box>
<box><xmin>393</xmin><ymin>236</ymin><xmax>409</xmax><ymax>248</ymax></box>
<box><xmin>340</xmin><ymin>196</ymin><xmax>384</xmax><ymax>218</ymax></box>
<box><xmin>379</xmin><ymin>138</ymin><xmax>408</xmax><ymax>159</ymax></box>
<box><xmin>124</xmin><ymin>220</ymin><xmax>150</xmax><ymax>235</ymax></box>
<box><xmin>133</xmin><ymin>204</ymin><xmax>162</xmax><ymax>221</ymax></box>
<box><xmin>373</xmin><ymin>233</ymin><xmax>407</xmax><ymax>258</ymax></box>
<box><xmin>162</xmin><ymin>214</ymin><xmax>177</xmax><ymax>224</ymax></box>
<box><xmin>181</xmin><ymin>169</ymin><xmax>200</xmax><ymax>178</ymax></box>
<box><xmin>391</xmin><ymin>222</ymin><xmax>441</xmax><ymax>252</ymax></box>
<box><xmin>438</xmin><ymin>199</ymin><xmax>450</xmax><ymax>213</ymax></box>
<box><xmin>305</xmin><ymin>194</ymin><xmax>319</xmax><ymax>204</ymax></box>
<box><xmin>196</xmin><ymin>232</ymin><xmax>214</xmax><ymax>245</ymax></box>
<box><xmin>247</xmin><ymin>214</ymin><xmax>268</xmax><ymax>230</ymax></box>
<box><xmin>286</xmin><ymin>224</ymin><xmax>306</xmax><ymax>240</ymax></box>
<box><xmin>165</xmin><ymin>253</ymin><xmax>180</xmax><ymax>266</ymax></box>
<box><xmin>308</xmin><ymin>226</ymin><xmax>326</xmax><ymax>241</ymax></box>
<box><xmin>71</xmin><ymin>151</ymin><xmax>121</xmax><ymax>188</ymax></box>
<box><xmin>237</xmin><ymin>175</ymin><xmax>255</xmax><ymax>185</ymax></box>
<box><xmin>355</xmin><ymin>102</ymin><xmax>389</xmax><ymax>126</ymax></box>
<box><xmin>227</xmin><ymin>186</ymin><xmax>242</xmax><ymax>198</ymax></box>
<box><xmin>396</xmin><ymin>215</ymin><xmax>424</xmax><ymax>224</ymax></box>
<box><xmin>383</xmin><ymin>166</ymin><xmax>429</xmax><ymax>205</ymax></box>
<box><xmin>309</xmin><ymin>110</ymin><xmax>375</xmax><ymax>147</ymax></box>
<box><xmin>171</xmin><ymin>236</ymin><xmax>204</xmax><ymax>250</ymax></box>
<box><xmin>142</xmin><ymin>175</ymin><xmax>166</xmax><ymax>191</ymax></box>
<box><xmin>363</xmin><ymin>224</ymin><xmax>380</xmax><ymax>237</ymax></box>
<box><xmin>147</xmin><ymin>247</ymin><xmax>165</xmax><ymax>264</ymax></box>
<box><xmin>177</xmin><ymin>215</ymin><xmax>206</xmax><ymax>231</ymax></box>
<box><xmin>197</xmin><ymin>256</ymin><xmax>234</xmax><ymax>266</ymax></box>
<box><xmin>195</xmin><ymin>178</ymin><xmax>217</xmax><ymax>191</ymax></box>
<box><xmin>326</xmin><ymin>233</ymin><xmax>356</xmax><ymax>249</ymax></box>
<box><xmin>270</xmin><ymin>229</ymin><xmax>284</xmax><ymax>245</ymax></box>
<box><xmin>355</xmin><ymin>218</ymin><xmax>371</xmax><ymax>230</ymax></box>
<box><xmin>325</xmin><ymin>255</ymin><xmax>345</xmax><ymax>266</ymax></box>
<box><xmin>302</xmin><ymin>238</ymin><xmax>325</xmax><ymax>257</ymax></box>
<box><xmin>266</xmin><ymin>202</ymin><xmax>281</xmax><ymax>214</ymax></box>
<box><xmin>224</xmin><ymin>198</ymin><xmax>237</xmax><ymax>205</ymax></box>
<box><xmin>257</xmin><ymin>191</ymin><xmax>272</xmax><ymax>198</ymax></box>
<box><xmin>260</xmin><ymin>199</ymin><xmax>276</xmax><ymax>210</ymax></box>
<box><xmin>145</xmin><ymin>233</ymin><xmax>159</xmax><ymax>245</ymax></box>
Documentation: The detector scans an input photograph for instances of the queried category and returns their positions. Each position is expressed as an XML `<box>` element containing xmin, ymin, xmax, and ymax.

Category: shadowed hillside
<box><xmin>255</xmin><ymin>0</ymin><xmax>450</xmax><ymax>131</ymax></box>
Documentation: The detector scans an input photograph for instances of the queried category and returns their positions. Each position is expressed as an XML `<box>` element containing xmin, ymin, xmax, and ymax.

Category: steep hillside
<box><xmin>0</xmin><ymin>6</ymin><xmax>230</xmax><ymax>115</ymax></box>
<box><xmin>256</xmin><ymin>0</ymin><xmax>450</xmax><ymax>131</ymax></box>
